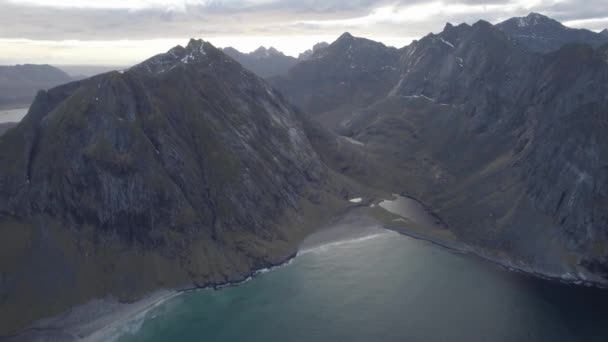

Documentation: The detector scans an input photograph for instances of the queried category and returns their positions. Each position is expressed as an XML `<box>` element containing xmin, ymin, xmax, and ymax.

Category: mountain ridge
<box><xmin>272</xmin><ymin>16</ymin><xmax>608</xmax><ymax>287</ymax></box>
<box><xmin>221</xmin><ymin>45</ymin><xmax>297</xmax><ymax>77</ymax></box>
<box><xmin>496</xmin><ymin>12</ymin><xmax>608</xmax><ymax>53</ymax></box>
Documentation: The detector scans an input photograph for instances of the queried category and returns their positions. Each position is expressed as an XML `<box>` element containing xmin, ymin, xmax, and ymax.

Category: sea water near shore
<box><xmin>109</xmin><ymin>197</ymin><xmax>608</xmax><ymax>342</ymax></box>
<box><xmin>115</xmin><ymin>226</ymin><xmax>608</xmax><ymax>342</ymax></box>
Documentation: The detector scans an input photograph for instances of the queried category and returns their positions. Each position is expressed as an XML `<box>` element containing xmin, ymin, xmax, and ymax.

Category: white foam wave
<box><xmin>298</xmin><ymin>232</ymin><xmax>390</xmax><ymax>256</ymax></box>
<box><xmin>85</xmin><ymin>292</ymin><xmax>181</xmax><ymax>342</ymax></box>
<box><xmin>85</xmin><ymin>233</ymin><xmax>390</xmax><ymax>341</ymax></box>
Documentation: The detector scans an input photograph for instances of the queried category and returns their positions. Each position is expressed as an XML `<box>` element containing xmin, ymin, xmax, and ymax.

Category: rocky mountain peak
<box><xmin>496</xmin><ymin>13</ymin><xmax>608</xmax><ymax>53</ymax></box>
<box><xmin>497</xmin><ymin>12</ymin><xmax>564</xmax><ymax>32</ymax></box>
<box><xmin>131</xmin><ymin>38</ymin><xmax>217</xmax><ymax>75</ymax></box>
<box><xmin>600</xmin><ymin>29</ymin><xmax>608</xmax><ymax>37</ymax></box>
<box><xmin>337</xmin><ymin>32</ymin><xmax>354</xmax><ymax>42</ymax></box>
<box><xmin>520</xmin><ymin>12</ymin><xmax>560</xmax><ymax>27</ymax></box>
<box><xmin>250</xmin><ymin>46</ymin><xmax>284</xmax><ymax>59</ymax></box>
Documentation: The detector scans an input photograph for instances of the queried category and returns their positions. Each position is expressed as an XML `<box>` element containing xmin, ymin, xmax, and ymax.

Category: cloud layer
<box><xmin>1</xmin><ymin>0</ymin><xmax>606</xmax><ymax>65</ymax></box>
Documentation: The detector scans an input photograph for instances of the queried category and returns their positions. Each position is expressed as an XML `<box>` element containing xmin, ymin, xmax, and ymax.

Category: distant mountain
<box><xmin>273</xmin><ymin>20</ymin><xmax>608</xmax><ymax>287</ymax></box>
<box><xmin>0</xmin><ymin>64</ymin><xmax>72</xmax><ymax>109</ymax></box>
<box><xmin>222</xmin><ymin>46</ymin><xmax>297</xmax><ymax>77</ymax></box>
<box><xmin>271</xmin><ymin>33</ymin><xmax>401</xmax><ymax>128</ymax></box>
<box><xmin>57</xmin><ymin>65</ymin><xmax>125</xmax><ymax>79</ymax></box>
<box><xmin>0</xmin><ymin>39</ymin><xmax>345</xmax><ymax>334</ymax></box>
<box><xmin>601</xmin><ymin>29</ymin><xmax>608</xmax><ymax>38</ymax></box>
<box><xmin>496</xmin><ymin>12</ymin><xmax>608</xmax><ymax>53</ymax></box>
<box><xmin>298</xmin><ymin>42</ymin><xmax>330</xmax><ymax>61</ymax></box>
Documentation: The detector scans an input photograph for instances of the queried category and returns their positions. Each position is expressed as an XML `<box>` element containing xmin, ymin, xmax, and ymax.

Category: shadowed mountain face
<box><xmin>273</xmin><ymin>18</ymin><xmax>608</xmax><ymax>286</ymax></box>
<box><xmin>0</xmin><ymin>64</ymin><xmax>72</xmax><ymax>109</ymax></box>
<box><xmin>222</xmin><ymin>46</ymin><xmax>298</xmax><ymax>78</ymax></box>
<box><xmin>496</xmin><ymin>13</ymin><xmax>608</xmax><ymax>53</ymax></box>
<box><xmin>271</xmin><ymin>33</ymin><xmax>401</xmax><ymax>129</ymax></box>
<box><xmin>0</xmin><ymin>39</ymin><xmax>348</xmax><ymax>334</ymax></box>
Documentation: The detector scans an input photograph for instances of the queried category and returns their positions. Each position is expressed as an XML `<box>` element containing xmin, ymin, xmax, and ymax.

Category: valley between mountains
<box><xmin>1</xmin><ymin>12</ymin><xmax>608</xmax><ymax>336</ymax></box>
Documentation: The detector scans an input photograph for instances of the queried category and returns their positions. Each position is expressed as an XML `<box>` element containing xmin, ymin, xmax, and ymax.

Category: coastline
<box><xmin>5</xmin><ymin>195</ymin><xmax>607</xmax><ymax>341</ymax></box>
<box><xmin>1</xmin><ymin>253</ymin><xmax>300</xmax><ymax>342</ymax></box>
<box><xmin>1</xmin><ymin>209</ymin><xmax>374</xmax><ymax>342</ymax></box>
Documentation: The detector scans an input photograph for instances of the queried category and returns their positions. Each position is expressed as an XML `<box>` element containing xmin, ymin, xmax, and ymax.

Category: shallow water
<box><xmin>0</xmin><ymin>107</ymin><xmax>28</xmax><ymax>124</ymax></box>
<box><xmin>114</xmin><ymin>226</ymin><xmax>608</xmax><ymax>342</ymax></box>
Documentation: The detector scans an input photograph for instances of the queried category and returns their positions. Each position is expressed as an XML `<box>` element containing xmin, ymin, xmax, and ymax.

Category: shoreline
<box><xmin>1</xmin><ymin>210</ymin><xmax>378</xmax><ymax>342</ymax></box>
<box><xmin>5</xmin><ymin>197</ymin><xmax>607</xmax><ymax>340</ymax></box>
<box><xmin>372</xmin><ymin>192</ymin><xmax>608</xmax><ymax>289</ymax></box>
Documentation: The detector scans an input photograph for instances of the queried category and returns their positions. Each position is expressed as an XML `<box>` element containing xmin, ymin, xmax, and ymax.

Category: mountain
<box><xmin>222</xmin><ymin>46</ymin><xmax>297</xmax><ymax>77</ymax></box>
<box><xmin>0</xmin><ymin>39</ymin><xmax>349</xmax><ymax>334</ymax></box>
<box><xmin>601</xmin><ymin>29</ymin><xmax>608</xmax><ymax>38</ymax></box>
<box><xmin>496</xmin><ymin>13</ymin><xmax>608</xmax><ymax>53</ymax></box>
<box><xmin>271</xmin><ymin>33</ymin><xmax>401</xmax><ymax>129</ymax></box>
<box><xmin>0</xmin><ymin>64</ymin><xmax>72</xmax><ymax>109</ymax></box>
<box><xmin>273</xmin><ymin>21</ymin><xmax>608</xmax><ymax>287</ymax></box>
<box><xmin>298</xmin><ymin>42</ymin><xmax>330</xmax><ymax>61</ymax></box>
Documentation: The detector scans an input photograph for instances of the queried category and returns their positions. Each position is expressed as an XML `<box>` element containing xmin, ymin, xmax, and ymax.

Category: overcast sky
<box><xmin>1</xmin><ymin>0</ymin><xmax>606</xmax><ymax>66</ymax></box>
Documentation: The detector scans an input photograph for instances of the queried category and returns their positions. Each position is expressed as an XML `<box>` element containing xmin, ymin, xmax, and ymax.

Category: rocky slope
<box><xmin>0</xmin><ymin>64</ymin><xmax>72</xmax><ymax>109</ymax></box>
<box><xmin>496</xmin><ymin>13</ymin><xmax>608</xmax><ymax>53</ymax></box>
<box><xmin>273</xmin><ymin>18</ymin><xmax>608</xmax><ymax>286</ymax></box>
<box><xmin>222</xmin><ymin>46</ymin><xmax>297</xmax><ymax>78</ymax></box>
<box><xmin>0</xmin><ymin>39</ymin><xmax>348</xmax><ymax>335</ymax></box>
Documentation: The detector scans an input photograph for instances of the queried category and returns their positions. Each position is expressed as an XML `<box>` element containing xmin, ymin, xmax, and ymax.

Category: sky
<box><xmin>1</xmin><ymin>0</ymin><xmax>607</xmax><ymax>66</ymax></box>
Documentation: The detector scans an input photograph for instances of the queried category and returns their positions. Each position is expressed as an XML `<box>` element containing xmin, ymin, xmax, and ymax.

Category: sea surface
<box><xmin>112</xmin><ymin>216</ymin><xmax>608</xmax><ymax>342</ymax></box>
<box><xmin>0</xmin><ymin>107</ymin><xmax>28</xmax><ymax>123</ymax></box>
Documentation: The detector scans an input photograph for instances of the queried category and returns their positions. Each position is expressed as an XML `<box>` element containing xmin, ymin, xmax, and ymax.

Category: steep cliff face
<box><xmin>520</xmin><ymin>45</ymin><xmax>608</xmax><ymax>272</ymax></box>
<box><xmin>0</xmin><ymin>39</ymin><xmax>340</xmax><ymax>334</ymax></box>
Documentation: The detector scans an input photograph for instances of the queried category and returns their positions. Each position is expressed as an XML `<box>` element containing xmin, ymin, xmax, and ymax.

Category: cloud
<box><xmin>0</xmin><ymin>0</ymin><xmax>605</xmax><ymax>64</ymax></box>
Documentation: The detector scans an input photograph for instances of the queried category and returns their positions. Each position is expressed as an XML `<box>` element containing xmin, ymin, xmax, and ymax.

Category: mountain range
<box><xmin>1</xmin><ymin>11</ymin><xmax>608</xmax><ymax>337</ymax></box>
<box><xmin>272</xmin><ymin>15</ymin><xmax>608</xmax><ymax>286</ymax></box>
<box><xmin>222</xmin><ymin>46</ymin><xmax>298</xmax><ymax>77</ymax></box>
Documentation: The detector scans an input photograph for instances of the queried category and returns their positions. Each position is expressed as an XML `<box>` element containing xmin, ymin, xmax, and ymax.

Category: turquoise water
<box><xmin>115</xmin><ymin>229</ymin><xmax>608</xmax><ymax>342</ymax></box>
